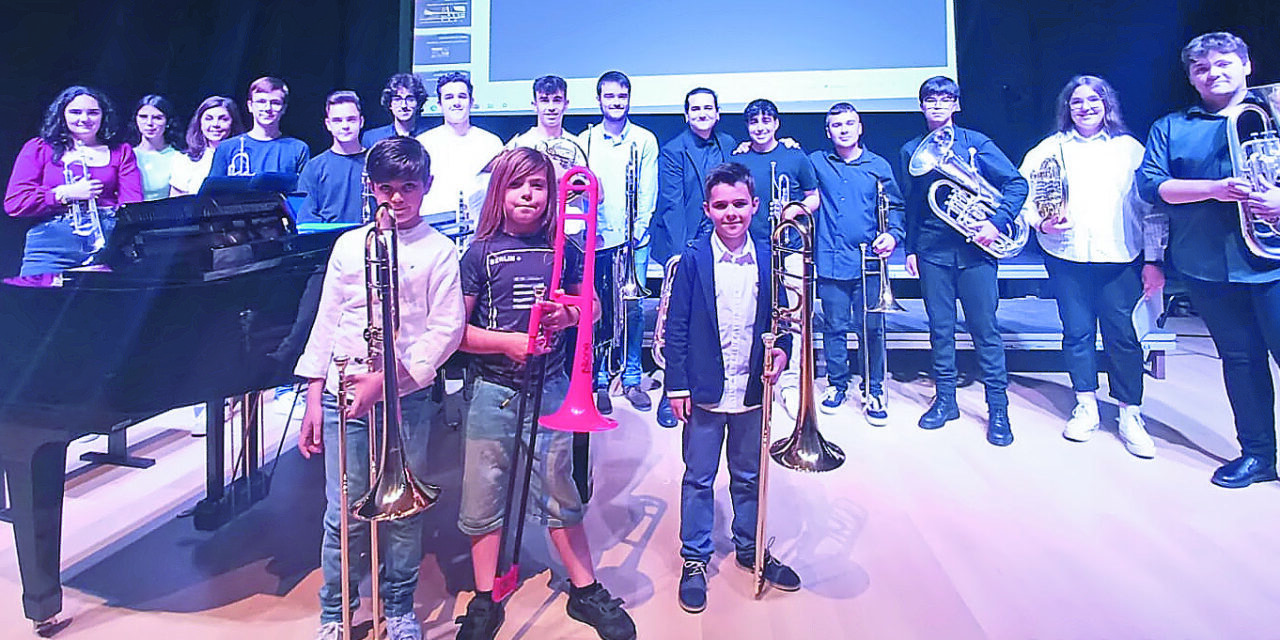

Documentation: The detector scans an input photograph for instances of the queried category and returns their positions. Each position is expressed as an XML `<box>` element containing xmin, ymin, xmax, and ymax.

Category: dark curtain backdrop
<box><xmin>1</xmin><ymin>0</ymin><xmax>1277</xmax><ymax>276</ymax></box>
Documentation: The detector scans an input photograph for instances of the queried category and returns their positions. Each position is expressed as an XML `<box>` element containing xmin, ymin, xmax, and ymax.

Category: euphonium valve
<box><xmin>1226</xmin><ymin>83</ymin><xmax>1280</xmax><ymax>259</ymax></box>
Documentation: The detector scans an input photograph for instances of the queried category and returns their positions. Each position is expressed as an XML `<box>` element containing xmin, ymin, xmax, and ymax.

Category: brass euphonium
<box><xmin>1226</xmin><ymin>83</ymin><xmax>1280</xmax><ymax>259</ymax></box>
<box><xmin>908</xmin><ymin>127</ymin><xmax>1029</xmax><ymax>258</ymax></box>
<box><xmin>1029</xmin><ymin>151</ymin><xmax>1068</xmax><ymax>228</ymax></box>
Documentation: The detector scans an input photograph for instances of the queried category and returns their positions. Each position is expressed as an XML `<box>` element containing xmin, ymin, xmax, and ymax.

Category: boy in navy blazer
<box><xmin>662</xmin><ymin>162</ymin><xmax>800</xmax><ymax>614</ymax></box>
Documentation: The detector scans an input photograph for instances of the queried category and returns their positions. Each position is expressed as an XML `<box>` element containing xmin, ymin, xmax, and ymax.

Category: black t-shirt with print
<box><xmin>460</xmin><ymin>231</ymin><xmax>584</xmax><ymax>389</ymax></box>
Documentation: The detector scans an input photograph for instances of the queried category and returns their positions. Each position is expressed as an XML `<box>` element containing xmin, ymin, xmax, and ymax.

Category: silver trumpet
<box><xmin>1226</xmin><ymin>83</ymin><xmax>1280</xmax><ymax>259</ymax></box>
<box><xmin>62</xmin><ymin>141</ymin><xmax>105</xmax><ymax>255</ymax></box>
<box><xmin>908</xmin><ymin>127</ymin><xmax>1028</xmax><ymax>258</ymax></box>
<box><xmin>755</xmin><ymin>202</ymin><xmax>845</xmax><ymax>597</ymax></box>
<box><xmin>336</xmin><ymin>203</ymin><xmax>441</xmax><ymax>639</ymax></box>
<box><xmin>226</xmin><ymin>136</ymin><xmax>251</xmax><ymax>176</ymax></box>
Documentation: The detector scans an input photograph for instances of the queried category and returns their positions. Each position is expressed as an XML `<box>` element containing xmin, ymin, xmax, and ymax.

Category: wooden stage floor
<box><xmin>2</xmin><ymin>316</ymin><xmax>1280</xmax><ymax>639</ymax></box>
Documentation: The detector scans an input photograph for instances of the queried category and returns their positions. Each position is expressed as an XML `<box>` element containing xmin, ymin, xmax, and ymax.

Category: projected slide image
<box><xmin>488</xmin><ymin>0</ymin><xmax>946</xmax><ymax>81</ymax></box>
<box><xmin>414</xmin><ymin>34</ymin><xmax>472</xmax><ymax>66</ymax></box>
<box><xmin>416</xmin><ymin>1</ymin><xmax>471</xmax><ymax>28</ymax></box>
<box><xmin>410</xmin><ymin>0</ymin><xmax>955</xmax><ymax>113</ymax></box>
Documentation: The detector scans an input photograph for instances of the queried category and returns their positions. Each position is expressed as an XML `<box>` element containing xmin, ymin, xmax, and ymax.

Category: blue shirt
<box><xmin>810</xmin><ymin>147</ymin><xmax>905</xmax><ymax>280</ymax></box>
<box><xmin>295</xmin><ymin>149</ymin><xmax>367</xmax><ymax>224</ymax></box>
<box><xmin>208</xmin><ymin>134</ymin><xmax>309</xmax><ymax>178</ymax></box>
<box><xmin>733</xmin><ymin>144</ymin><xmax>818</xmax><ymax>246</ymax></box>
<box><xmin>1135</xmin><ymin>98</ymin><xmax>1280</xmax><ymax>283</ymax></box>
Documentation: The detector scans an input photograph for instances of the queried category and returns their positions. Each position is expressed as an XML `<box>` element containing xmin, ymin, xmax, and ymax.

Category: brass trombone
<box><xmin>604</xmin><ymin>143</ymin><xmax>649</xmax><ymax>389</ymax></box>
<box><xmin>333</xmin><ymin>203</ymin><xmax>441</xmax><ymax>639</ymax></box>
<box><xmin>860</xmin><ymin>180</ymin><xmax>903</xmax><ymax>411</ymax></box>
<box><xmin>754</xmin><ymin>201</ymin><xmax>845</xmax><ymax>597</ymax></box>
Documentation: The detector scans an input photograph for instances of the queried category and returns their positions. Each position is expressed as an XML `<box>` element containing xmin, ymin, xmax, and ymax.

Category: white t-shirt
<box><xmin>169</xmin><ymin>148</ymin><xmax>215</xmax><ymax>195</ymax></box>
<box><xmin>415</xmin><ymin>124</ymin><xmax>503</xmax><ymax>218</ymax></box>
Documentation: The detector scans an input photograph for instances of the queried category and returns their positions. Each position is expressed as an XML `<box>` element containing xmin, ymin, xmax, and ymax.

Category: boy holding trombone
<box><xmin>808</xmin><ymin>102</ymin><xmax>904</xmax><ymax>423</ymax></box>
<box><xmin>295</xmin><ymin>137</ymin><xmax>466</xmax><ymax>640</ymax></box>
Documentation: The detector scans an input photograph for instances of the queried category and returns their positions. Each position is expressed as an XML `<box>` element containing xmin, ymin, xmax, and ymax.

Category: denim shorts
<box><xmin>457</xmin><ymin>373</ymin><xmax>584</xmax><ymax>535</ymax></box>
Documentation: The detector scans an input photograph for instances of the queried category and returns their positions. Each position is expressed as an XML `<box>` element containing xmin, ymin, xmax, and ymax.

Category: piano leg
<box><xmin>0</xmin><ymin>425</ymin><xmax>73</xmax><ymax>630</ymax></box>
<box><xmin>78</xmin><ymin>427</ymin><xmax>156</xmax><ymax>469</ymax></box>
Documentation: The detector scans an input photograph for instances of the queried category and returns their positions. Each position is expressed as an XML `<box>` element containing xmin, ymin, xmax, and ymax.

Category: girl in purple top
<box><xmin>4</xmin><ymin>86</ymin><xmax>143</xmax><ymax>275</ymax></box>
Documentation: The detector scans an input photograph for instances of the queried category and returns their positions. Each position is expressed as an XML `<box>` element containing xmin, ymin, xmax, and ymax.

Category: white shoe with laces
<box><xmin>1063</xmin><ymin>402</ymin><xmax>1100</xmax><ymax>442</ymax></box>
<box><xmin>1118</xmin><ymin>411</ymin><xmax>1156</xmax><ymax>459</ymax></box>
<box><xmin>779</xmin><ymin>386</ymin><xmax>800</xmax><ymax>420</ymax></box>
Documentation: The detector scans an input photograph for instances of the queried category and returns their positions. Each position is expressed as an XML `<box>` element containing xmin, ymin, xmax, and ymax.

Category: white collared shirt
<box><xmin>700</xmin><ymin>233</ymin><xmax>760</xmax><ymax>413</ymax></box>
<box><xmin>294</xmin><ymin>220</ymin><xmax>467</xmax><ymax>396</ymax></box>
<box><xmin>415</xmin><ymin>124</ymin><xmax>504</xmax><ymax>219</ymax></box>
<box><xmin>1019</xmin><ymin>130</ymin><xmax>1154</xmax><ymax>263</ymax></box>
<box><xmin>581</xmin><ymin>120</ymin><xmax>659</xmax><ymax>249</ymax></box>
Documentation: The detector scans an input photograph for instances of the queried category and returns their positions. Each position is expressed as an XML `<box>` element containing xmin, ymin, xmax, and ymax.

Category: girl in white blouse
<box><xmin>169</xmin><ymin>96</ymin><xmax>243</xmax><ymax>196</ymax></box>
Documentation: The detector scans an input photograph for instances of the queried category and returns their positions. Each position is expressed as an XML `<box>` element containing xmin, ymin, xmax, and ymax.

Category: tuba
<box><xmin>1226</xmin><ymin>83</ymin><xmax>1280</xmax><ymax>259</ymax></box>
<box><xmin>908</xmin><ymin>127</ymin><xmax>1029</xmax><ymax>258</ymax></box>
<box><xmin>1029</xmin><ymin>153</ymin><xmax>1068</xmax><ymax>228</ymax></box>
<box><xmin>62</xmin><ymin>141</ymin><xmax>106</xmax><ymax>256</ymax></box>
<box><xmin>754</xmin><ymin>203</ymin><xmax>845</xmax><ymax>596</ymax></box>
<box><xmin>333</xmin><ymin>203</ymin><xmax>442</xmax><ymax>640</ymax></box>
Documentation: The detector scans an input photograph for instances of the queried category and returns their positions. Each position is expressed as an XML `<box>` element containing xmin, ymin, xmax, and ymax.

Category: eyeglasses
<box><xmin>922</xmin><ymin>96</ymin><xmax>957</xmax><ymax>107</ymax></box>
<box><xmin>1069</xmin><ymin>97</ymin><xmax>1104</xmax><ymax>111</ymax></box>
<box><xmin>390</xmin><ymin>96</ymin><xmax>418</xmax><ymax>105</ymax></box>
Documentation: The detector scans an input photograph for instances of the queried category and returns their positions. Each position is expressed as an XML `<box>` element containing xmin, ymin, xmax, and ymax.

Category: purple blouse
<box><xmin>4</xmin><ymin>137</ymin><xmax>144</xmax><ymax>219</ymax></box>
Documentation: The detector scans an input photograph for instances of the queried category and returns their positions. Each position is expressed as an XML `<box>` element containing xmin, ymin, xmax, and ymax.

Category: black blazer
<box><xmin>663</xmin><ymin>233</ymin><xmax>791</xmax><ymax>407</ymax></box>
<box><xmin>651</xmin><ymin>128</ymin><xmax>736</xmax><ymax>263</ymax></box>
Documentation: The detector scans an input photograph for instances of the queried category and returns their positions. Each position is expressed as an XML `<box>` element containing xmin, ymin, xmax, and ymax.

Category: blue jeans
<box><xmin>1044</xmin><ymin>255</ymin><xmax>1144</xmax><ymax>405</ymax></box>
<box><xmin>680</xmin><ymin>406</ymin><xmax>761</xmax><ymax>563</ymax></box>
<box><xmin>918</xmin><ymin>258</ymin><xmax>1008</xmax><ymax>407</ymax></box>
<box><xmin>1185</xmin><ymin>278</ymin><xmax>1280</xmax><ymax>460</ymax></box>
<box><xmin>594</xmin><ymin>243</ymin><xmax>650</xmax><ymax>388</ymax></box>
<box><xmin>319</xmin><ymin>388</ymin><xmax>436</xmax><ymax>623</ymax></box>
<box><xmin>20</xmin><ymin>209</ymin><xmax>117</xmax><ymax>276</ymax></box>
<box><xmin>818</xmin><ymin>275</ymin><xmax>885</xmax><ymax>395</ymax></box>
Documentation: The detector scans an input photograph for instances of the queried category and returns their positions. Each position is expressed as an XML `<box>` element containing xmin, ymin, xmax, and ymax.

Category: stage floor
<box><xmin>3</xmin><ymin>316</ymin><xmax>1280</xmax><ymax>639</ymax></box>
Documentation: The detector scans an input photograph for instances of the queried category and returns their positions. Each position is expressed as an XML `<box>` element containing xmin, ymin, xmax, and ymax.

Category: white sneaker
<box><xmin>863</xmin><ymin>392</ymin><xmax>889</xmax><ymax>427</ymax></box>
<box><xmin>315</xmin><ymin>621</ymin><xmax>342</xmax><ymax>640</ymax></box>
<box><xmin>385</xmin><ymin>611</ymin><xmax>422</xmax><ymax>640</ymax></box>
<box><xmin>818</xmin><ymin>387</ymin><xmax>845</xmax><ymax>414</ymax></box>
<box><xmin>779</xmin><ymin>386</ymin><xmax>800</xmax><ymax>420</ymax></box>
<box><xmin>1118</xmin><ymin>412</ymin><xmax>1156</xmax><ymax>459</ymax></box>
<box><xmin>1063</xmin><ymin>402</ymin><xmax>1100</xmax><ymax>442</ymax></box>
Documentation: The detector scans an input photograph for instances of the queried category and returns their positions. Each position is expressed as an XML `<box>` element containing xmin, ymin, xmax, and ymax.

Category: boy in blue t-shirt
<box><xmin>209</xmin><ymin>76</ymin><xmax>309</xmax><ymax>178</ymax></box>
<box><xmin>296</xmin><ymin>91</ymin><xmax>368</xmax><ymax>225</ymax></box>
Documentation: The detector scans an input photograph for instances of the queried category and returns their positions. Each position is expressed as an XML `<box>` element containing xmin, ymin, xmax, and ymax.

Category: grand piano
<box><xmin>0</xmin><ymin>188</ymin><xmax>339</xmax><ymax>635</ymax></box>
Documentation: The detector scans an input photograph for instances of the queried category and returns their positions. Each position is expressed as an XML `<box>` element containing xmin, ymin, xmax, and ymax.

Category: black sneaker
<box><xmin>678</xmin><ymin>559</ymin><xmax>708</xmax><ymax>613</ymax></box>
<box><xmin>595</xmin><ymin>388</ymin><xmax>613</xmax><ymax>415</ymax></box>
<box><xmin>455</xmin><ymin>593</ymin><xmax>504</xmax><ymax>640</ymax></box>
<box><xmin>566</xmin><ymin>582</ymin><xmax>636</xmax><ymax>640</ymax></box>
<box><xmin>736</xmin><ymin>552</ymin><xmax>801</xmax><ymax>592</ymax></box>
